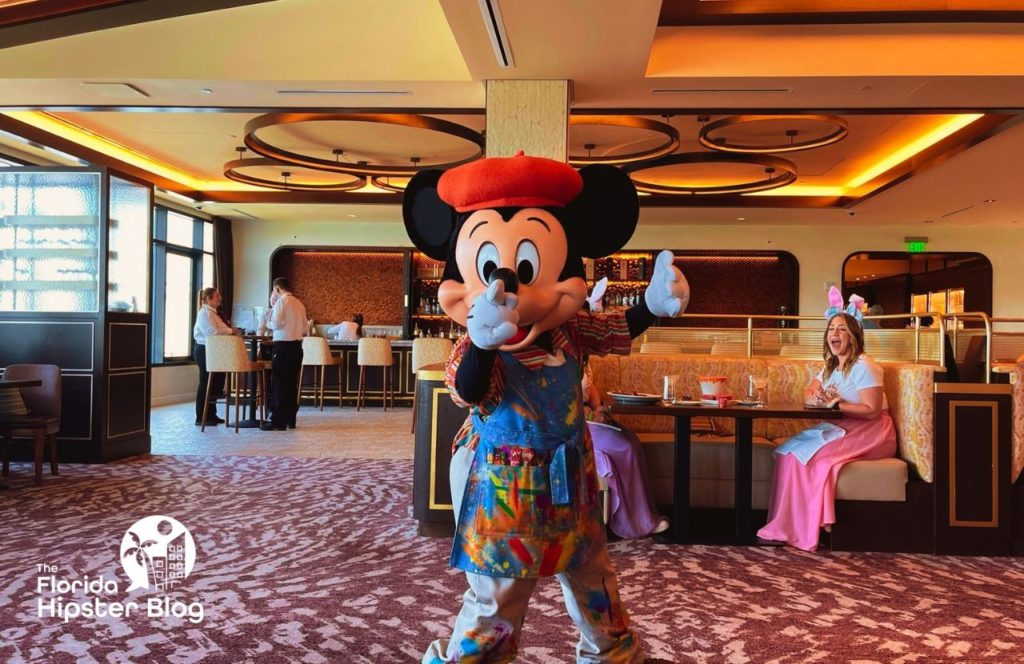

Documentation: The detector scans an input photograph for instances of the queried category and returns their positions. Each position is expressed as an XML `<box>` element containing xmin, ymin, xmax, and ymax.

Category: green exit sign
<box><xmin>906</xmin><ymin>241</ymin><xmax>927</xmax><ymax>253</ymax></box>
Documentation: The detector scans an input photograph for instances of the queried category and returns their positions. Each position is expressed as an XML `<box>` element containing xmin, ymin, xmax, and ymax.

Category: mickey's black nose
<box><xmin>488</xmin><ymin>267</ymin><xmax>519</xmax><ymax>294</ymax></box>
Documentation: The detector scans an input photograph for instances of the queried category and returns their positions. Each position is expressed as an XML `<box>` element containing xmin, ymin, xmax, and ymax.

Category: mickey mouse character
<box><xmin>405</xmin><ymin>152</ymin><xmax>689</xmax><ymax>664</ymax></box>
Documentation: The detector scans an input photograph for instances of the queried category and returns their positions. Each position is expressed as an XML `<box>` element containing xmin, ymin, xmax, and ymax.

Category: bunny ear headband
<box><xmin>824</xmin><ymin>285</ymin><xmax>864</xmax><ymax>321</ymax></box>
<box><xmin>586</xmin><ymin>277</ymin><xmax>608</xmax><ymax>313</ymax></box>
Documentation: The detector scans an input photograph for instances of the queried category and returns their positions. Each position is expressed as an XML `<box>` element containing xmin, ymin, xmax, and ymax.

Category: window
<box><xmin>0</xmin><ymin>170</ymin><xmax>101</xmax><ymax>312</ymax></box>
<box><xmin>151</xmin><ymin>207</ymin><xmax>214</xmax><ymax>363</ymax></box>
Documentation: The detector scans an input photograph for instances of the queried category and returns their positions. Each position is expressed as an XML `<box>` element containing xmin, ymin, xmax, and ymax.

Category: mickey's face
<box><xmin>438</xmin><ymin>207</ymin><xmax>587</xmax><ymax>351</ymax></box>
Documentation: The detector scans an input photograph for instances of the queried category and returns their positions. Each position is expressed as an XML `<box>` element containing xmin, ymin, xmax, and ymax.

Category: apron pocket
<box><xmin>474</xmin><ymin>463</ymin><xmax>549</xmax><ymax>537</ymax></box>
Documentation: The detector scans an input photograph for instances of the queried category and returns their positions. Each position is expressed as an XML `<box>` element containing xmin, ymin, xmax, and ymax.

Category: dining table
<box><xmin>608</xmin><ymin>400</ymin><xmax>843</xmax><ymax>545</ymax></box>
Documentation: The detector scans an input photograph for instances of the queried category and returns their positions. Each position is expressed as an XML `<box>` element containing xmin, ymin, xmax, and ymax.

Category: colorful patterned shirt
<box><xmin>445</xmin><ymin>309</ymin><xmax>632</xmax><ymax>453</ymax></box>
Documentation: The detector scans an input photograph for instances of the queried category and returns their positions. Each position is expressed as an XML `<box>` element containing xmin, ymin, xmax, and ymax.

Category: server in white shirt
<box><xmin>193</xmin><ymin>287</ymin><xmax>234</xmax><ymax>425</ymax></box>
<box><xmin>262</xmin><ymin>277</ymin><xmax>308</xmax><ymax>431</ymax></box>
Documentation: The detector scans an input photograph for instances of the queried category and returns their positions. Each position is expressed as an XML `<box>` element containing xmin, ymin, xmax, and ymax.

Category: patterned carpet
<box><xmin>1</xmin><ymin>455</ymin><xmax>1023</xmax><ymax>663</ymax></box>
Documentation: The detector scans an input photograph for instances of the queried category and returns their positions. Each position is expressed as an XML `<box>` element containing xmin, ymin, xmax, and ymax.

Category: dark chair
<box><xmin>0</xmin><ymin>364</ymin><xmax>61</xmax><ymax>485</ymax></box>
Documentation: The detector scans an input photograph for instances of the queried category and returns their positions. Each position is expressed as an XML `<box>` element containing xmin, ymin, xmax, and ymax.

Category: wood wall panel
<box><xmin>665</xmin><ymin>253</ymin><xmax>799</xmax><ymax>327</ymax></box>
<box><xmin>277</xmin><ymin>250</ymin><xmax>406</xmax><ymax>326</ymax></box>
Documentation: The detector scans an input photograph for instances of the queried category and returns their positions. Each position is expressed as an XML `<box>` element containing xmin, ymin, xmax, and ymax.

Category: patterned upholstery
<box><xmin>589</xmin><ymin>352</ymin><xmax>939</xmax><ymax>482</ymax></box>
<box><xmin>357</xmin><ymin>338</ymin><xmax>393</xmax><ymax>367</ymax></box>
<box><xmin>763</xmin><ymin>360</ymin><xmax>821</xmax><ymax>439</ymax></box>
<box><xmin>301</xmin><ymin>337</ymin><xmax>342</xmax><ymax>366</ymax></box>
<box><xmin>411</xmin><ymin>338</ymin><xmax>454</xmax><ymax>373</ymax></box>
<box><xmin>205</xmin><ymin>336</ymin><xmax>255</xmax><ymax>372</ymax></box>
<box><xmin>1011</xmin><ymin>361</ymin><xmax>1024</xmax><ymax>482</ymax></box>
<box><xmin>878</xmin><ymin>361</ymin><xmax>938</xmax><ymax>483</ymax></box>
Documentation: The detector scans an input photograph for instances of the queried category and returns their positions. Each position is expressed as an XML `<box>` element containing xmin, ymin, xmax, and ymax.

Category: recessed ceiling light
<box><xmin>737</xmin><ymin>217</ymin><xmax>745</xmax><ymax>221</ymax></box>
<box><xmin>201</xmin><ymin>88</ymin><xmax>213</xmax><ymax>94</ymax></box>
<box><xmin>984</xmin><ymin>198</ymin><xmax>996</xmax><ymax>203</ymax></box>
<box><xmin>276</xmin><ymin>89</ymin><xmax>411</xmax><ymax>96</ymax></box>
<box><xmin>651</xmin><ymin>88</ymin><xmax>792</xmax><ymax>94</ymax></box>
<box><xmin>347</xmin><ymin>214</ymin><xmax>357</xmax><ymax>218</ymax></box>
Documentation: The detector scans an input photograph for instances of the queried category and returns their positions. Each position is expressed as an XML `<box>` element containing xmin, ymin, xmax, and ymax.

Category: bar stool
<box><xmin>357</xmin><ymin>338</ymin><xmax>393</xmax><ymax>411</ymax></box>
<box><xmin>299</xmin><ymin>337</ymin><xmax>344</xmax><ymax>410</ymax></box>
<box><xmin>203</xmin><ymin>335</ymin><xmax>267</xmax><ymax>433</ymax></box>
<box><xmin>410</xmin><ymin>337</ymin><xmax>453</xmax><ymax>432</ymax></box>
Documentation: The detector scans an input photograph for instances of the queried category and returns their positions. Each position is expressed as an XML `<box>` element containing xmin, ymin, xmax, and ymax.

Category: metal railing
<box><xmin>637</xmin><ymin>310</ymin><xmax>1009</xmax><ymax>383</ymax></box>
<box><xmin>640</xmin><ymin>311</ymin><xmax>957</xmax><ymax>370</ymax></box>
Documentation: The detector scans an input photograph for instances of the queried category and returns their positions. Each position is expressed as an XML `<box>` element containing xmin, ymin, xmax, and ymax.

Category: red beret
<box><xmin>437</xmin><ymin>151</ymin><xmax>583</xmax><ymax>213</ymax></box>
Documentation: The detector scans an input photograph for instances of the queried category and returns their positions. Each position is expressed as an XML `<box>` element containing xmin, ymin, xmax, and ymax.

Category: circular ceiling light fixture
<box><xmin>370</xmin><ymin>157</ymin><xmax>420</xmax><ymax>193</ymax></box>
<box><xmin>623</xmin><ymin>152</ymin><xmax>798</xmax><ymax>195</ymax></box>
<box><xmin>567</xmin><ymin>115</ymin><xmax>680</xmax><ymax>165</ymax></box>
<box><xmin>223</xmin><ymin>156</ymin><xmax>367</xmax><ymax>191</ymax></box>
<box><xmin>243</xmin><ymin>113</ymin><xmax>484</xmax><ymax>176</ymax></box>
<box><xmin>699</xmin><ymin>114</ymin><xmax>849</xmax><ymax>154</ymax></box>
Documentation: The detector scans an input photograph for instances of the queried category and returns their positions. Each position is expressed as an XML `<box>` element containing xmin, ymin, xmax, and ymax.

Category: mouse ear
<box><xmin>563</xmin><ymin>165</ymin><xmax>639</xmax><ymax>258</ymax></box>
<box><xmin>587</xmin><ymin>277</ymin><xmax>608</xmax><ymax>311</ymax></box>
<box><xmin>403</xmin><ymin>170</ymin><xmax>457</xmax><ymax>260</ymax></box>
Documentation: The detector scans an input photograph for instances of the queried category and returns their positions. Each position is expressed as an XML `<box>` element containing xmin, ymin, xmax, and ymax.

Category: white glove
<box><xmin>644</xmin><ymin>250</ymin><xmax>690</xmax><ymax>318</ymax></box>
<box><xmin>467</xmin><ymin>280</ymin><xmax>520</xmax><ymax>350</ymax></box>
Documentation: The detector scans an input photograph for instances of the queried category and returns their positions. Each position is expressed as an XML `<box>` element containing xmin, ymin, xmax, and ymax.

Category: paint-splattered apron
<box><xmin>450</xmin><ymin>350</ymin><xmax>604</xmax><ymax>578</ymax></box>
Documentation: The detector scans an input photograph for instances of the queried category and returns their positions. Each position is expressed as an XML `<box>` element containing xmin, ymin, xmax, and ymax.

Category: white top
<box><xmin>267</xmin><ymin>292</ymin><xmax>308</xmax><ymax>341</ymax></box>
<box><xmin>193</xmin><ymin>304</ymin><xmax>233</xmax><ymax>345</ymax></box>
<box><xmin>816</xmin><ymin>354</ymin><xmax>887</xmax><ymax>407</ymax></box>
<box><xmin>327</xmin><ymin>321</ymin><xmax>359</xmax><ymax>341</ymax></box>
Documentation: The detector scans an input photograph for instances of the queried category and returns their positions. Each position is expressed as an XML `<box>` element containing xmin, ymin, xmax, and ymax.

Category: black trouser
<box><xmin>193</xmin><ymin>344</ymin><xmax>225</xmax><ymax>420</ymax></box>
<box><xmin>271</xmin><ymin>340</ymin><xmax>303</xmax><ymax>426</ymax></box>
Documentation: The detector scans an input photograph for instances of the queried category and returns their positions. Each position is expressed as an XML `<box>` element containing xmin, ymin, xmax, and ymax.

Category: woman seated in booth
<box><xmin>326</xmin><ymin>313</ymin><xmax>363</xmax><ymax>341</ymax></box>
<box><xmin>757</xmin><ymin>294</ymin><xmax>897</xmax><ymax>551</ymax></box>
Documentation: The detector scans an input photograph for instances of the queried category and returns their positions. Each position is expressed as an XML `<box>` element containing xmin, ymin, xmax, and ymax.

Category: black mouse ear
<box><xmin>563</xmin><ymin>165</ymin><xmax>639</xmax><ymax>258</ymax></box>
<box><xmin>403</xmin><ymin>169</ymin><xmax>457</xmax><ymax>260</ymax></box>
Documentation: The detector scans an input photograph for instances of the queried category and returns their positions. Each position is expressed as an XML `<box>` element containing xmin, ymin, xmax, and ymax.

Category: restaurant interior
<box><xmin>2</xmin><ymin>1</ymin><xmax>1024</xmax><ymax>661</ymax></box>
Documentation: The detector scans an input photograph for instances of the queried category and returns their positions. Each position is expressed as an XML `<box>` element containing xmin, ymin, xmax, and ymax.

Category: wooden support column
<box><xmin>485</xmin><ymin>80</ymin><xmax>570</xmax><ymax>160</ymax></box>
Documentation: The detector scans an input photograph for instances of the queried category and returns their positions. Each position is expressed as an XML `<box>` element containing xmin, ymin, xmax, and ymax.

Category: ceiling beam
<box><xmin>658</xmin><ymin>0</ymin><xmax>1024</xmax><ymax>26</ymax></box>
<box><xmin>0</xmin><ymin>0</ymin><xmax>277</xmax><ymax>48</ymax></box>
<box><xmin>0</xmin><ymin>112</ymin><xmax>200</xmax><ymax>194</ymax></box>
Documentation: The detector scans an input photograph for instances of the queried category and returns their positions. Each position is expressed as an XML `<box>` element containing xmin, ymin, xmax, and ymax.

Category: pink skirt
<box><xmin>757</xmin><ymin>412</ymin><xmax>897</xmax><ymax>551</ymax></box>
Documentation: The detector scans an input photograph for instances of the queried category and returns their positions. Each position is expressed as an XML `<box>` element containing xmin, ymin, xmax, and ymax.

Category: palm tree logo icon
<box><xmin>119</xmin><ymin>516</ymin><xmax>196</xmax><ymax>592</ymax></box>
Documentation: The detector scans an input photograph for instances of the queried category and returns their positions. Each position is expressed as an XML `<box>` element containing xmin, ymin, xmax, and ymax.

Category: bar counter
<box><xmin>299</xmin><ymin>338</ymin><xmax>418</xmax><ymax>407</ymax></box>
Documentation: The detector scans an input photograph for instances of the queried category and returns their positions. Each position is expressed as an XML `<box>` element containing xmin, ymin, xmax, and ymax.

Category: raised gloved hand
<box><xmin>644</xmin><ymin>250</ymin><xmax>690</xmax><ymax>318</ymax></box>
<box><xmin>467</xmin><ymin>280</ymin><xmax>520</xmax><ymax>350</ymax></box>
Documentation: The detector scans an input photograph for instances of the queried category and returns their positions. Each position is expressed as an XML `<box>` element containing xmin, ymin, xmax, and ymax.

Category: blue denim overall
<box><xmin>450</xmin><ymin>349</ymin><xmax>604</xmax><ymax>578</ymax></box>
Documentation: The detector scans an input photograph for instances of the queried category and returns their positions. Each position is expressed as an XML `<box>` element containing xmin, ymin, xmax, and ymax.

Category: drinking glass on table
<box><xmin>662</xmin><ymin>374</ymin><xmax>679</xmax><ymax>405</ymax></box>
<box><xmin>749</xmin><ymin>374</ymin><xmax>768</xmax><ymax>406</ymax></box>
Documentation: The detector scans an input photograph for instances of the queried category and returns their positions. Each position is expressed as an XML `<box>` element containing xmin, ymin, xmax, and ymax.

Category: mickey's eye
<box><xmin>515</xmin><ymin>240</ymin><xmax>539</xmax><ymax>285</ymax></box>
<box><xmin>476</xmin><ymin>242</ymin><xmax>499</xmax><ymax>284</ymax></box>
